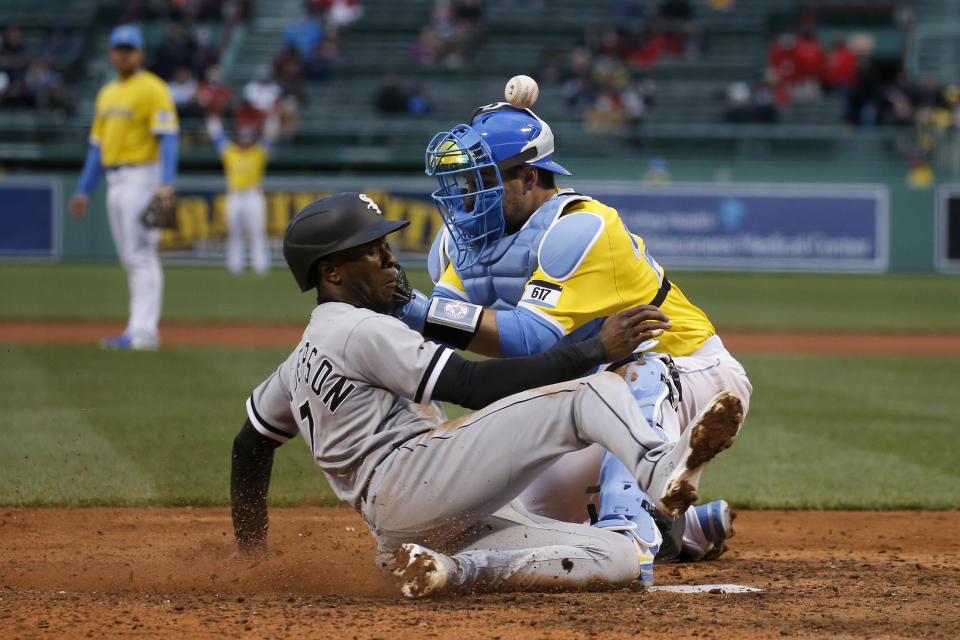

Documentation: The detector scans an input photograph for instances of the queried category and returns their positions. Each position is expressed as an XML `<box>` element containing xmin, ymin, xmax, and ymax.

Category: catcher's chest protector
<box><xmin>445</xmin><ymin>193</ymin><xmax>588</xmax><ymax>309</ymax></box>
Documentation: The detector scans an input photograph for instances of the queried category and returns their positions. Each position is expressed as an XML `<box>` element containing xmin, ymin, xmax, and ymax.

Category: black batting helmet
<box><xmin>283</xmin><ymin>192</ymin><xmax>410</xmax><ymax>292</ymax></box>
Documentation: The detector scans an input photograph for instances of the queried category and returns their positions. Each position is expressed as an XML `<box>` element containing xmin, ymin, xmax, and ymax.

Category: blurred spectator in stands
<box><xmin>196</xmin><ymin>64</ymin><xmax>233</xmax><ymax>114</ymax></box>
<box><xmin>642</xmin><ymin>157</ymin><xmax>671</xmax><ymax>184</ymax></box>
<box><xmin>284</xmin><ymin>11</ymin><xmax>325</xmax><ymax>58</ymax></box>
<box><xmin>24</xmin><ymin>58</ymin><xmax>67</xmax><ymax>111</ymax></box>
<box><xmin>766</xmin><ymin>32</ymin><xmax>797</xmax><ymax>105</ymax></box>
<box><xmin>845</xmin><ymin>57</ymin><xmax>882</xmax><ymax>125</ymax></box>
<box><xmin>0</xmin><ymin>73</ymin><xmax>32</xmax><ymax>108</ymax></box>
<box><xmin>767</xmin><ymin>32</ymin><xmax>796</xmax><ymax>78</ymax></box>
<box><xmin>411</xmin><ymin>25</ymin><xmax>442</xmax><ymax>65</ymax></box>
<box><xmin>325</xmin><ymin>0</ymin><xmax>364</xmax><ymax>34</ymax></box>
<box><xmin>408</xmin><ymin>83</ymin><xmax>431</xmax><ymax>115</ymax></box>
<box><xmin>657</xmin><ymin>0</ymin><xmax>701</xmax><ymax>59</ymax></box>
<box><xmin>223</xmin><ymin>0</ymin><xmax>253</xmax><ymax>22</ymax></box>
<box><xmin>374</xmin><ymin>72</ymin><xmax>409</xmax><ymax>114</ymax></box>
<box><xmin>610</xmin><ymin>0</ymin><xmax>649</xmax><ymax>33</ymax></box>
<box><xmin>274</xmin><ymin>49</ymin><xmax>306</xmax><ymax>105</ymax></box>
<box><xmin>723</xmin><ymin>80</ymin><xmax>777</xmax><ymax>124</ymax></box>
<box><xmin>233</xmin><ymin>97</ymin><xmax>265</xmax><ymax>133</ymax></box>
<box><xmin>302</xmin><ymin>40</ymin><xmax>337</xmax><ymax>80</ymax></box>
<box><xmin>150</xmin><ymin>24</ymin><xmax>197</xmax><ymax>81</ymax></box>
<box><xmin>562</xmin><ymin>46</ymin><xmax>597</xmax><ymax>109</ymax></box>
<box><xmin>906</xmin><ymin>148</ymin><xmax>934</xmax><ymax>188</ymax></box>
<box><xmin>622</xmin><ymin>26</ymin><xmax>665</xmax><ymax>69</ymax></box>
<box><xmin>536</xmin><ymin>47</ymin><xmax>565</xmax><ymax>85</ymax></box>
<box><xmin>0</xmin><ymin>25</ymin><xmax>27</xmax><ymax>82</ymax></box>
<box><xmin>169</xmin><ymin>66</ymin><xmax>205</xmax><ymax>120</ymax></box>
<box><xmin>167</xmin><ymin>0</ymin><xmax>224</xmax><ymax>22</ymax></box>
<box><xmin>35</xmin><ymin>28</ymin><xmax>79</xmax><ymax>72</ymax></box>
<box><xmin>243</xmin><ymin>64</ymin><xmax>282</xmax><ymax>113</ymax></box>
<box><xmin>122</xmin><ymin>0</ymin><xmax>167</xmax><ymax>21</ymax></box>
<box><xmin>307</xmin><ymin>0</ymin><xmax>364</xmax><ymax>33</ymax></box>
<box><xmin>791</xmin><ymin>27</ymin><xmax>823</xmax><ymax>101</ymax></box>
<box><xmin>427</xmin><ymin>0</ymin><xmax>486</xmax><ymax>68</ymax></box>
<box><xmin>822</xmin><ymin>37</ymin><xmax>858</xmax><ymax>93</ymax></box>
<box><xmin>192</xmin><ymin>26</ymin><xmax>220</xmax><ymax>77</ymax></box>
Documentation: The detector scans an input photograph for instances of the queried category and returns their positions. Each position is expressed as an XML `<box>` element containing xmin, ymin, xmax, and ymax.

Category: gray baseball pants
<box><xmin>360</xmin><ymin>371</ymin><xmax>673</xmax><ymax>592</ymax></box>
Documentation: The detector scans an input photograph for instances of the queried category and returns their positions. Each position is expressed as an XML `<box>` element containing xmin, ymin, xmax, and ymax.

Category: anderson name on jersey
<box><xmin>245</xmin><ymin>302</ymin><xmax>453</xmax><ymax>507</ymax></box>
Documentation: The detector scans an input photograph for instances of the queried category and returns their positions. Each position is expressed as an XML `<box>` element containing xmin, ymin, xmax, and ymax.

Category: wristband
<box><xmin>423</xmin><ymin>297</ymin><xmax>484</xmax><ymax>350</ymax></box>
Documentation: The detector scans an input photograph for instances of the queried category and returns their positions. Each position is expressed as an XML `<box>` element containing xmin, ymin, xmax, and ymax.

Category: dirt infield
<box><xmin>1</xmin><ymin>508</ymin><xmax>957</xmax><ymax>640</ymax></box>
<box><xmin>2</xmin><ymin>324</ymin><xmax>958</xmax><ymax>638</ymax></box>
<box><xmin>3</xmin><ymin>320</ymin><xmax>960</xmax><ymax>355</ymax></box>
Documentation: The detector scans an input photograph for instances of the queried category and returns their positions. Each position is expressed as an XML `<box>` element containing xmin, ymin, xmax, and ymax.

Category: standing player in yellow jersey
<box><xmin>69</xmin><ymin>25</ymin><xmax>179</xmax><ymax>350</ymax></box>
<box><xmin>396</xmin><ymin>102</ymin><xmax>753</xmax><ymax>574</ymax></box>
<box><xmin>206</xmin><ymin>111</ymin><xmax>279</xmax><ymax>275</ymax></box>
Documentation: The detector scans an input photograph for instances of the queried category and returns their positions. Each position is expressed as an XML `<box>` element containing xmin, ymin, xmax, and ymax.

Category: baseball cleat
<box><xmin>681</xmin><ymin>499</ymin><xmax>736</xmax><ymax>561</ymax></box>
<box><xmin>100</xmin><ymin>334</ymin><xmax>158</xmax><ymax>351</ymax></box>
<box><xmin>392</xmin><ymin>543</ymin><xmax>456</xmax><ymax>598</ymax></box>
<box><xmin>696</xmin><ymin>499</ymin><xmax>735</xmax><ymax>545</ymax></box>
<box><xmin>647</xmin><ymin>391</ymin><xmax>743</xmax><ymax>518</ymax></box>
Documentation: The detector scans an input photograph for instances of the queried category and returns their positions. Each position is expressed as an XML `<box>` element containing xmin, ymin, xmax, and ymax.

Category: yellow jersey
<box><xmin>221</xmin><ymin>142</ymin><xmax>268</xmax><ymax>191</ymax></box>
<box><xmin>437</xmin><ymin>197</ymin><xmax>715</xmax><ymax>357</ymax></box>
<box><xmin>90</xmin><ymin>70</ymin><xmax>178</xmax><ymax>167</ymax></box>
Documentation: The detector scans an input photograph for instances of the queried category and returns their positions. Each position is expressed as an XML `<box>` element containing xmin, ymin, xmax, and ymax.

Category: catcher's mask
<box><xmin>283</xmin><ymin>192</ymin><xmax>409</xmax><ymax>292</ymax></box>
<box><xmin>425</xmin><ymin>102</ymin><xmax>570</xmax><ymax>268</ymax></box>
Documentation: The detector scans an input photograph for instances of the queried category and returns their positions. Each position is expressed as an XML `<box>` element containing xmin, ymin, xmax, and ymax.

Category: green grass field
<box><xmin>1</xmin><ymin>264</ymin><xmax>959</xmax><ymax>508</ymax></box>
<box><xmin>3</xmin><ymin>263</ymin><xmax>960</xmax><ymax>330</ymax></box>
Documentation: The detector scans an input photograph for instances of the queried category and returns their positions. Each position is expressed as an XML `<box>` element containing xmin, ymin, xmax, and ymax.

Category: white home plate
<box><xmin>649</xmin><ymin>584</ymin><xmax>763</xmax><ymax>594</ymax></box>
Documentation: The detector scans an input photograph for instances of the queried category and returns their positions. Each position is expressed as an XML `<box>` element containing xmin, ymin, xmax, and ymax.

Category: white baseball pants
<box><xmin>225</xmin><ymin>188</ymin><xmax>269</xmax><ymax>275</ymax></box>
<box><xmin>515</xmin><ymin>335</ymin><xmax>752</xmax><ymax>551</ymax></box>
<box><xmin>105</xmin><ymin>164</ymin><xmax>163</xmax><ymax>345</ymax></box>
<box><xmin>361</xmin><ymin>372</ymin><xmax>676</xmax><ymax>592</ymax></box>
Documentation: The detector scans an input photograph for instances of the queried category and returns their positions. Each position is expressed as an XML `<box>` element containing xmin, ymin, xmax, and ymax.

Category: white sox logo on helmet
<box><xmin>358</xmin><ymin>193</ymin><xmax>382</xmax><ymax>215</ymax></box>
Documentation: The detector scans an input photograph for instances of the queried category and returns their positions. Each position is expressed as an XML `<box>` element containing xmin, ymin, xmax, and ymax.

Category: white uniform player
<box><xmin>206</xmin><ymin>114</ymin><xmax>278</xmax><ymax>275</ymax></box>
<box><xmin>69</xmin><ymin>25</ymin><xmax>179</xmax><ymax>350</ymax></box>
<box><xmin>230</xmin><ymin>192</ymin><xmax>745</xmax><ymax>597</ymax></box>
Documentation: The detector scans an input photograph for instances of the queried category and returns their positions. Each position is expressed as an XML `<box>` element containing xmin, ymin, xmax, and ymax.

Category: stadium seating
<box><xmin>0</xmin><ymin>0</ymin><xmax>953</xmax><ymax>172</ymax></box>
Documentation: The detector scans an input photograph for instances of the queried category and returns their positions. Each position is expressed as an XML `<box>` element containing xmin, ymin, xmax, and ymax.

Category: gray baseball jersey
<box><xmin>246</xmin><ymin>301</ymin><xmax>453</xmax><ymax>507</ymax></box>
<box><xmin>244</xmin><ymin>301</ymin><xmax>712</xmax><ymax>592</ymax></box>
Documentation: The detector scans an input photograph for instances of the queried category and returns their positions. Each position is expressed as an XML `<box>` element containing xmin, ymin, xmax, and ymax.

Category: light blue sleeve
<box><xmin>158</xmin><ymin>133</ymin><xmax>179</xmax><ymax>185</ymax></box>
<box><xmin>495</xmin><ymin>306</ymin><xmax>563</xmax><ymax>357</ymax></box>
<box><xmin>76</xmin><ymin>144</ymin><xmax>103</xmax><ymax>196</ymax></box>
<box><xmin>210</xmin><ymin>131</ymin><xmax>227</xmax><ymax>155</ymax></box>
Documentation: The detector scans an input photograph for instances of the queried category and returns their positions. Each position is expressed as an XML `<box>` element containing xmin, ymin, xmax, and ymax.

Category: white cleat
<box><xmin>647</xmin><ymin>391</ymin><xmax>743</xmax><ymax>518</ymax></box>
<box><xmin>392</xmin><ymin>543</ymin><xmax>456</xmax><ymax>598</ymax></box>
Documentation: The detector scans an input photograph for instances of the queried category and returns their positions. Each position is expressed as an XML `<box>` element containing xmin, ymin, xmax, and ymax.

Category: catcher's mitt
<box><xmin>141</xmin><ymin>192</ymin><xmax>178</xmax><ymax>229</ymax></box>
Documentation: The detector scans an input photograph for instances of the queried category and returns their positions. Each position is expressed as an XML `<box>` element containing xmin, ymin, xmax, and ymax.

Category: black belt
<box><xmin>105</xmin><ymin>163</ymin><xmax>151</xmax><ymax>173</ymax></box>
<box><xmin>650</xmin><ymin>278</ymin><xmax>672</xmax><ymax>307</ymax></box>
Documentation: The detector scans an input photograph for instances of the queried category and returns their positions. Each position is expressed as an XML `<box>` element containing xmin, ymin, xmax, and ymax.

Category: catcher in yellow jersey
<box><xmin>206</xmin><ymin>112</ymin><xmax>279</xmax><ymax>275</ymax></box>
<box><xmin>69</xmin><ymin>25</ymin><xmax>179</xmax><ymax>350</ymax></box>
<box><xmin>395</xmin><ymin>103</ymin><xmax>753</xmax><ymax>579</ymax></box>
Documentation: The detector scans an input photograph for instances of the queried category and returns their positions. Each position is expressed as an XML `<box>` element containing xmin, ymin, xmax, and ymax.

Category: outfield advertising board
<box><xmin>578</xmin><ymin>182</ymin><xmax>889</xmax><ymax>272</ymax></box>
<box><xmin>0</xmin><ymin>177</ymin><xmax>61</xmax><ymax>260</ymax></box>
<box><xmin>101</xmin><ymin>178</ymin><xmax>890</xmax><ymax>272</ymax></box>
<box><xmin>936</xmin><ymin>185</ymin><xmax>960</xmax><ymax>273</ymax></box>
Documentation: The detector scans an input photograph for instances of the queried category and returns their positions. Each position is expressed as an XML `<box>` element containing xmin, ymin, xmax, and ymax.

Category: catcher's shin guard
<box><xmin>596</xmin><ymin>450</ymin><xmax>683</xmax><ymax>562</ymax></box>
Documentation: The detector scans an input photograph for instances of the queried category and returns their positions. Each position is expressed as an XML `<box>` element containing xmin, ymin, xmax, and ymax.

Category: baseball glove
<box><xmin>141</xmin><ymin>192</ymin><xmax>178</xmax><ymax>229</ymax></box>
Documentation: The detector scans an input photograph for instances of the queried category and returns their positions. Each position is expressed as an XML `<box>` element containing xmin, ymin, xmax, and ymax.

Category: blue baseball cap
<box><xmin>109</xmin><ymin>24</ymin><xmax>144</xmax><ymax>49</ymax></box>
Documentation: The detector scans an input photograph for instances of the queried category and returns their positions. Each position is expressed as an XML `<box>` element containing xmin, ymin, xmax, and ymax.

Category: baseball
<box><xmin>504</xmin><ymin>75</ymin><xmax>539</xmax><ymax>108</ymax></box>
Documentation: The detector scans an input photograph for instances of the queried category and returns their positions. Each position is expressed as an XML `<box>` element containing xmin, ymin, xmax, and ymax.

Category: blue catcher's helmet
<box><xmin>425</xmin><ymin>102</ymin><xmax>571</xmax><ymax>267</ymax></box>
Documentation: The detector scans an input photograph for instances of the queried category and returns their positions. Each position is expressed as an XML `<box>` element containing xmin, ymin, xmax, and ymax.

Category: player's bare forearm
<box><xmin>230</xmin><ymin>420</ymin><xmax>280</xmax><ymax>556</ymax></box>
<box><xmin>465</xmin><ymin>310</ymin><xmax>502</xmax><ymax>357</ymax></box>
